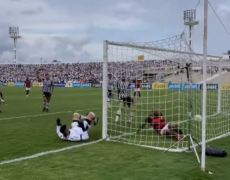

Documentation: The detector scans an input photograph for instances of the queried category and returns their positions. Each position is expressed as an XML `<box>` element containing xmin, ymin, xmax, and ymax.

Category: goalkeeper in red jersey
<box><xmin>139</xmin><ymin>110</ymin><xmax>183</xmax><ymax>141</ymax></box>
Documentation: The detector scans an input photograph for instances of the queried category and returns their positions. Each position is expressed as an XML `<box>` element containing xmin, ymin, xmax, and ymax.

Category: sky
<box><xmin>0</xmin><ymin>0</ymin><xmax>230</xmax><ymax>64</ymax></box>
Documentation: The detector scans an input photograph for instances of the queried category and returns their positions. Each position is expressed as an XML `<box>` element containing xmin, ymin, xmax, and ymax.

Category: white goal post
<box><xmin>102</xmin><ymin>33</ymin><xmax>230</xmax><ymax>167</ymax></box>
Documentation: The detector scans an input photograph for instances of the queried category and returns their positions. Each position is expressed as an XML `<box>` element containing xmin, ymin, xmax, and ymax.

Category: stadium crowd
<box><xmin>0</xmin><ymin>63</ymin><xmax>102</xmax><ymax>83</ymax></box>
<box><xmin>0</xmin><ymin>60</ymin><xmax>186</xmax><ymax>83</ymax></box>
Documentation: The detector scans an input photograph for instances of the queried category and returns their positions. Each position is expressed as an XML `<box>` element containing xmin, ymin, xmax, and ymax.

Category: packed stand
<box><xmin>0</xmin><ymin>60</ymin><xmax>190</xmax><ymax>84</ymax></box>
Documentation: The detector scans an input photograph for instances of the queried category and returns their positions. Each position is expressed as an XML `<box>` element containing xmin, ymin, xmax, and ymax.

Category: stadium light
<box><xmin>9</xmin><ymin>26</ymin><xmax>21</xmax><ymax>64</ymax></box>
<box><xmin>183</xmin><ymin>9</ymin><xmax>199</xmax><ymax>49</ymax></box>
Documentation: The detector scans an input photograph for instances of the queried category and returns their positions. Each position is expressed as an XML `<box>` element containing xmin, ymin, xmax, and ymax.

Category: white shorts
<box><xmin>71</xmin><ymin>121</ymin><xmax>79</xmax><ymax>128</ymax></box>
<box><xmin>69</xmin><ymin>126</ymin><xmax>89</xmax><ymax>141</ymax></box>
<box><xmin>160</xmin><ymin>123</ymin><xmax>169</xmax><ymax>135</ymax></box>
<box><xmin>25</xmin><ymin>87</ymin><xmax>31</xmax><ymax>91</ymax></box>
<box><xmin>134</xmin><ymin>88</ymin><xmax>140</xmax><ymax>92</ymax></box>
<box><xmin>81</xmin><ymin>131</ymin><xmax>89</xmax><ymax>140</ymax></box>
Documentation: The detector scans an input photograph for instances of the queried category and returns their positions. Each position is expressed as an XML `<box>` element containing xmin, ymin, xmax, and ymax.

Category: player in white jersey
<box><xmin>56</xmin><ymin>112</ymin><xmax>97</xmax><ymax>141</ymax></box>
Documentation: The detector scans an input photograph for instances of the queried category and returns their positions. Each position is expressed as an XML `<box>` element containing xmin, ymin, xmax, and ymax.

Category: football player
<box><xmin>139</xmin><ymin>110</ymin><xmax>183</xmax><ymax>141</ymax></box>
<box><xmin>42</xmin><ymin>74</ymin><xmax>54</xmax><ymax>112</ymax></box>
<box><xmin>56</xmin><ymin>112</ymin><xmax>98</xmax><ymax>141</ymax></box>
<box><xmin>24</xmin><ymin>77</ymin><xmax>32</xmax><ymax>96</ymax></box>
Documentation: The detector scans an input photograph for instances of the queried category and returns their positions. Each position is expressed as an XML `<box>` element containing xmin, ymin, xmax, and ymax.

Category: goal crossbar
<box><xmin>106</xmin><ymin>40</ymin><xmax>220</xmax><ymax>60</ymax></box>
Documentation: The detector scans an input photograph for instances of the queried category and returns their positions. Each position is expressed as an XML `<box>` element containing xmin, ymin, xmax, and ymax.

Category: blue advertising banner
<box><xmin>15</xmin><ymin>82</ymin><xmax>24</xmax><ymax>87</ymax></box>
<box><xmin>142</xmin><ymin>83</ymin><xmax>151</xmax><ymax>89</ymax></box>
<box><xmin>54</xmin><ymin>83</ymin><xmax>66</xmax><ymax>87</ymax></box>
<box><xmin>168</xmin><ymin>83</ymin><xmax>201</xmax><ymax>90</ymax></box>
<box><xmin>168</xmin><ymin>83</ymin><xmax>181</xmax><ymax>90</ymax></box>
<box><xmin>182</xmin><ymin>83</ymin><xmax>201</xmax><ymax>90</ymax></box>
<box><xmin>73</xmin><ymin>83</ymin><xmax>92</xmax><ymax>88</ymax></box>
<box><xmin>130</xmin><ymin>83</ymin><xmax>150</xmax><ymax>89</ymax></box>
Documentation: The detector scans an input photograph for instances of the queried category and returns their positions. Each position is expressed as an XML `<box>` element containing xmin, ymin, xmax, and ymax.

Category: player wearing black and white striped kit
<box><xmin>115</xmin><ymin>78</ymin><xmax>134</xmax><ymax>123</ymax></box>
<box><xmin>42</xmin><ymin>74</ymin><xmax>54</xmax><ymax>112</ymax></box>
<box><xmin>107</xmin><ymin>74</ymin><xmax>114</xmax><ymax>104</ymax></box>
<box><xmin>119</xmin><ymin>78</ymin><xmax>133</xmax><ymax>108</ymax></box>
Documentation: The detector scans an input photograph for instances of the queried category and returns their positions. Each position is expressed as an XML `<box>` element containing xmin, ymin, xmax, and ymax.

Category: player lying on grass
<box><xmin>56</xmin><ymin>112</ymin><xmax>98</xmax><ymax>141</ymax></box>
<box><xmin>138</xmin><ymin>110</ymin><xmax>184</xmax><ymax>141</ymax></box>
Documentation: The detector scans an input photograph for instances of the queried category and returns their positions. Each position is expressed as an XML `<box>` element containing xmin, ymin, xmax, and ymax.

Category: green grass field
<box><xmin>0</xmin><ymin>86</ymin><xmax>230</xmax><ymax>180</ymax></box>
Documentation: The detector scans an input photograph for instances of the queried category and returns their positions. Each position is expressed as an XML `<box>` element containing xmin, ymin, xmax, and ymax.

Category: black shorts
<box><xmin>108</xmin><ymin>90</ymin><xmax>112</xmax><ymax>98</ymax></box>
<box><xmin>122</xmin><ymin>96</ymin><xmax>133</xmax><ymax>107</ymax></box>
<box><xmin>43</xmin><ymin>92</ymin><xmax>52</xmax><ymax>98</ymax></box>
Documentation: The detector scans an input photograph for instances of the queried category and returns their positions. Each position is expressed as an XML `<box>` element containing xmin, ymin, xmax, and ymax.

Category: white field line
<box><xmin>0</xmin><ymin>139</ymin><xmax>103</xmax><ymax>165</ymax></box>
<box><xmin>0</xmin><ymin>108</ymin><xmax>101</xmax><ymax>121</ymax></box>
<box><xmin>198</xmin><ymin>71</ymin><xmax>227</xmax><ymax>83</ymax></box>
<box><xmin>0</xmin><ymin>111</ymin><xmax>72</xmax><ymax>121</ymax></box>
<box><xmin>109</xmin><ymin>140</ymin><xmax>187</xmax><ymax>152</ymax></box>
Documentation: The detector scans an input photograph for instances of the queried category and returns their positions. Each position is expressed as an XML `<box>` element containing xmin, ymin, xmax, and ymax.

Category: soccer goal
<box><xmin>204</xmin><ymin>61</ymin><xmax>230</xmax><ymax>142</ymax></box>
<box><xmin>102</xmin><ymin>33</ymin><xmax>230</xmax><ymax>154</ymax></box>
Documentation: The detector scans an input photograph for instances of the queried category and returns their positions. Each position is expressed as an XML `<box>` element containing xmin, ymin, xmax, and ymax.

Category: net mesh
<box><xmin>104</xmin><ymin>33</ymin><xmax>230</xmax><ymax>151</ymax></box>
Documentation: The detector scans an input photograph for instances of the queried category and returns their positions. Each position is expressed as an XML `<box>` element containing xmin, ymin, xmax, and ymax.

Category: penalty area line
<box><xmin>0</xmin><ymin>108</ymin><xmax>101</xmax><ymax>121</ymax></box>
<box><xmin>0</xmin><ymin>139</ymin><xmax>103</xmax><ymax>165</ymax></box>
<box><xmin>0</xmin><ymin>111</ymin><xmax>73</xmax><ymax>121</ymax></box>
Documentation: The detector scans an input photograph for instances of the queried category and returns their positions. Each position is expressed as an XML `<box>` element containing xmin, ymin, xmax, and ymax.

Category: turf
<box><xmin>0</xmin><ymin>86</ymin><xmax>229</xmax><ymax>180</ymax></box>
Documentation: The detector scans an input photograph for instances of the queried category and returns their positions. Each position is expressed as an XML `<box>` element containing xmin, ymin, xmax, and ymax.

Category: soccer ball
<box><xmin>194</xmin><ymin>114</ymin><xmax>202</xmax><ymax>121</ymax></box>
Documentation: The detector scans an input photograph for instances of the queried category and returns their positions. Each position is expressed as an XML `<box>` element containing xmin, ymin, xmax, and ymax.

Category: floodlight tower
<box><xmin>9</xmin><ymin>26</ymin><xmax>21</xmax><ymax>64</ymax></box>
<box><xmin>184</xmin><ymin>9</ymin><xmax>199</xmax><ymax>49</ymax></box>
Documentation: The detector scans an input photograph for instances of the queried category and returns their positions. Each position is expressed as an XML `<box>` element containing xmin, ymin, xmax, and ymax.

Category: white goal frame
<box><xmin>102</xmin><ymin>38</ymin><xmax>230</xmax><ymax>171</ymax></box>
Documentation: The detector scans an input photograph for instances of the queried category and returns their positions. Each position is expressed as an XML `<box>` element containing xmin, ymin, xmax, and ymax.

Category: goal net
<box><xmin>204</xmin><ymin>60</ymin><xmax>230</xmax><ymax>142</ymax></box>
<box><xmin>102</xmin><ymin>33</ymin><xmax>230</xmax><ymax>152</ymax></box>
